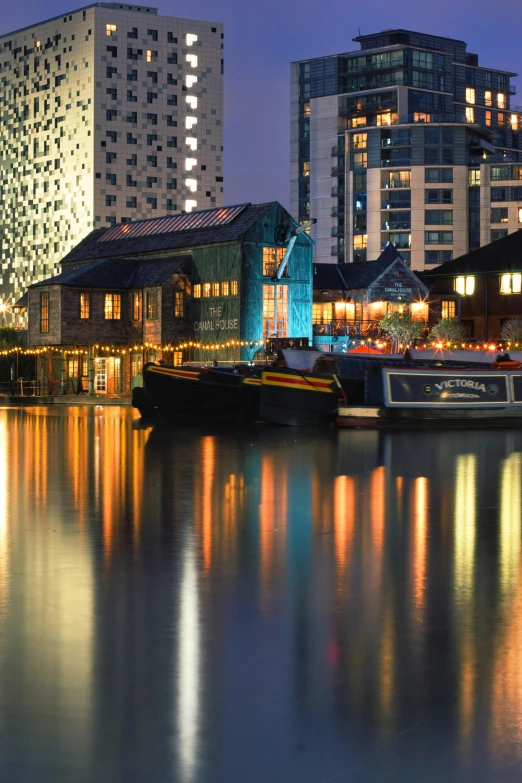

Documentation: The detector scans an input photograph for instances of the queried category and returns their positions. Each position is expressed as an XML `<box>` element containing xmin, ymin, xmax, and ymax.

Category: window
<box><xmin>147</xmin><ymin>70</ymin><xmax>158</xmax><ymax>83</ymax></box>
<box><xmin>106</xmin><ymin>87</ymin><xmax>117</xmax><ymax>99</ymax></box>
<box><xmin>425</xmin><ymin>250</ymin><xmax>453</xmax><ymax>265</ymax></box>
<box><xmin>387</xmin><ymin>170</ymin><xmax>411</xmax><ymax>188</ymax></box>
<box><xmin>425</xmin><ymin>189</ymin><xmax>453</xmax><ymax>204</ymax></box>
<box><xmin>106</xmin><ymin>131</ymin><xmax>117</xmax><ymax>142</ymax></box>
<box><xmin>468</xmin><ymin>169</ymin><xmax>481</xmax><ymax>186</ymax></box>
<box><xmin>147</xmin><ymin>29</ymin><xmax>158</xmax><ymax>41</ymax></box>
<box><xmin>127</xmin><ymin>89</ymin><xmax>137</xmax><ymax>102</ymax></box>
<box><xmin>500</xmin><ymin>273</ymin><xmax>522</xmax><ymax>294</ymax></box>
<box><xmin>167</xmin><ymin>94</ymin><xmax>178</xmax><ymax>106</ymax></box>
<box><xmin>211</xmin><ymin>282</ymin><xmax>220</xmax><ymax>297</ymax></box>
<box><xmin>132</xmin><ymin>292</ymin><xmax>141</xmax><ymax>321</ymax></box>
<box><xmin>147</xmin><ymin>134</ymin><xmax>158</xmax><ymax>146</ymax></box>
<box><xmin>146</xmin><ymin>290</ymin><xmax>157</xmax><ymax>319</ymax></box>
<box><xmin>312</xmin><ymin>303</ymin><xmax>332</xmax><ymax>324</ymax></box>
<box><xmin>106</xmin><ymin>45</ymin><xmax>117</xmax><ymax>58</ymax></box>
<box><xmin>166</xmin><ymin>199</ymin><xmax>176</xmax><ymax>211</ymax></box>
<box><xmin>167</xmin><ymin>52</ymin><xmax>178</xmax><ymax>65</ymax></box>
<box><xmin>425</xmin><ymin>210</ymin><xmax>453</xmax><ymax>225</ymax></box>
<box><xmin>174</xmin><ymin>291</ymin><xmax>184</xmax><ymax>318</ymax></box>
<box><xmin>231</xmin><ymin>281</ymin><xmax>239</xmax><ymax>295</ymax></box>
<box><xmin>146</xmin><ymin>176</ymin><xmax>157</xmax><ymax>187</ymax></box>
<box><xmin>485</xmin><ymin>90</ymin><xmax>492</xmax><ymax>107</ymax></box>
<box><xmin>425</xmin><ymin>231</ymin><xmax>453</xmax><ymax>244</ymax></box>
<box><xmin>106</xmin><ymin>66</ymin><xmax>117</xmax><ymax>78</ymax></box>
<box><xmin>498</xmin><ymin>93</ymin><xmax>506</xmax><ymax>108</ymax></box>
<box><xmin>147</xmin><ymin>155</ymin><xmax>157</xmax><ymax>167</ymax></box>
<box><xmin>147</xmin><ymin>92</ymin><xmax>157</xmax><ymax>104</ymax></box>
<box><xmin>485</xmin><ymin>110</ymin><xmax>492</xmax><ymax>126</ymax></box>
<box><xmin>202</xmin><ymin>283</ymin><xmax>211</xmax><ymax>297</ymax></box>
<box><xmin>146</xmin><ymin>197</ymin><xmax>157</xmax><ymax>209</ymax></box>
<box><xmin>127</xmin><ymin>70</ymin><xmax>137</xmax><ymax>81</ymax></box>
<box><xmin>106</xmin><ymin>152</ymin><xmax>116</xmax><ymax>164</ymax></box>
<box><xmin>466</xmin><ymin>87</ymin><xmax>475</xmax><ymax>104</ymax></box>
<box><xmin>193</xmin><ymin>284</ymin><xmax>201</xmax><ymax>298</ymax></box>
<box><xmin>455</xmin><ymin>276</ymin><xmax>475</xmax><ymax>296</ymax></box>
<box><xmin>441</xmin><ymin>300</ymin><xmax>456</xmax><ymax>319</ymax></box>
<box><xmin>491</xmin><ymin>228</ymin><xmax>508</xmax><ymax>242</ymax></box>
<box><xmin>127</xmin><ymin>196</ymin><xmax>137</xmax><ymax>208</ymax></box>
<box><xmin>263</xmin><ymin>247</ymin><xmax>286</xmax><ymax>276</ymax></box>
<box><xmin>465</xmin><ymin>106</ymin><xmax>474</xmax><ymax>123</ymax></box>
<box><xmin>104</xmin><ymin>293</ymin><xmax>121</xmax><ymax>319</ymax></box>
<box><xmin>127</xmin><ymin>132</ymin><xmax>137</xmax><ymax>144</ymax></box>
<box><xmin>262</xmin><ymin>285</ymin><xmax>288</xmax><ymax>337</ymax></box>
<box><xmin>146</xmin><ymin>113</ymin><xmax>157</xmax><ymax>125</ymax></box>
<box><xmin>146</xmin><ymin>50</ymin><xmax>156</xmax><ymax>62</ymax></box>
<box><xmin>40</xmin><ymin>292</ymin><xmax>49</xmax><ymax>333</ymax></box>
<box><xmin>498</xmin><ymin>113</ymin><xmax>505</xmax><ymax>127</ymax></box>
<box><xmin>106</xmin><ymin>109</ymin><xmax>117</xmax><ymax>121</ymax></box>
<box><xmin>106</xmin><ymin>23</ymin><xmax>117</xmax><ymax>36</ymax></box>
<box><xmin>167</xmin><ymin>136</ymin><xmax>177</xmax><ymax>148</ymax></box>
<box><xmin>106</xmin><ymin>195</ymin><xmax>116</xmax><ymax>206</ymax></box>
<box><xmin>353</xmin><ymin>152</ymin><xmax>367</xmax><ymax>169</ymax></box>
<box><xmin>353</xmin><ymin>133</ymin><xmax>367</xmax><ymax>150</ymax></box>
<box><xmin>127</xmin><ymin>153</ymin><xmax>137</xmax><ymax>165</ymax></box>
<box><xmin>106</xmin><ymin>173</ymin><xmax>116</xmax><ymax>185</ymax></box>
<box><xmin>511</xmin><ymin>114</ymin><xmax>519</xmax><ymax>131</ymax></box>
<box><xmin>80</xmin><ymin>292</ymin><xmax>90</xmax><ymax>319</ymax></box>
<box><xmin>126</xmin><ymin>112</ymin><xmax>137</xmax><ymax>123</ymax></box>
<box><xmin>519</xmin><ymin>208</ymin><xmax>522</xmax><ymax>223</ymax></box>
<box><xmin>168</xmin><ymin>32</ymin><xmax>177</xmax><ymax>43</ymax></box>
<box><xmin>127</xmin><ymin>27</ymin><xmax>138</xmax><ymax>39</ymax></box>
<box><xmin>222</xmin><ymin>281</ymin><xmax>229</xmax><ymax>296</ymax></box>
<box><xmin>353</xmin><ymin>234</ymin><xmax>367</xmax><ymax>250</ymax></box>
<box><xmin>491</xmin><ymin>207</ymin><xmax>508</xmax><ymax>223</ymax></box>
<box><xmin>425</xmin><ymin>168</ymin><xmax>453</xmax><ymax>183</ymax></box>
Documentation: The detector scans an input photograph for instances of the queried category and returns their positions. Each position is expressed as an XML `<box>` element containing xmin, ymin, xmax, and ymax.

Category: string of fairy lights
<box><xmin>1</xmin><ymin>337</ymin><xmax>522</xmax><ymax>358</ymax></box>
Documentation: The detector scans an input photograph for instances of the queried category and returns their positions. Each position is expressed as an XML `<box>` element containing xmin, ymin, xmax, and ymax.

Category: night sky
<box><xmin>3</xmin><ymin>0</ymin><xmax>522</xmax><ymax>212</ymax></box>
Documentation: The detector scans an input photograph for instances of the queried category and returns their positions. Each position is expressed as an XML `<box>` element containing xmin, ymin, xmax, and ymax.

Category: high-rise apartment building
<box><xmin>0</xmin><ymin>2</ymin><xmax>224</xmax><ymax>304</ymax></box>
<box><xmin>291</xmin><ymin>29</ymin><xmax>521</xmax><ymax>270</ymax></box>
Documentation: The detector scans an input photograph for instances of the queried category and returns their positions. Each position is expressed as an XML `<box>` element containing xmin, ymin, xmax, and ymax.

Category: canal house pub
<box><xmin>22</xmin><ymin>202</ymin><xmax>314</xmax><ymax>392</ymax></box>
<box><xmin>311</xmin><ymin>244</ymin><xmax>455</xmax><ymax>351</ymax></box>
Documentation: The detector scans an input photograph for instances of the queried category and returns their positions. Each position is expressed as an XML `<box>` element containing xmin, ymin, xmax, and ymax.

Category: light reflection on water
<box><xmin>1</xmin><ymin>408</ymin><xmax>522</xmax><ymax>780</ymax></box>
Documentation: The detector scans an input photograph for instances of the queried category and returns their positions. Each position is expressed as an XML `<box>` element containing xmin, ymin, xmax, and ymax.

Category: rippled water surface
<box><xmin>0</xmin><ymin>406</ymin><xmax>522</xmax><ymax>781</ymax></box>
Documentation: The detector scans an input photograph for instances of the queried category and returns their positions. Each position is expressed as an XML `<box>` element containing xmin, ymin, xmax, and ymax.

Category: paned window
<box><xmin>146</xmin><ymin>290</ymin><xmax>158</xmax><ymax>319</ymax></box>
<box><xmin>132</xmin><ymin>292</ymin><xmax>141</xmax><ymax>320</ymax></box>
<box><xmin>193</xmin><ymin>284</ymin><xmax>201</xmax><ymax>298</ymax></box>
<box><xmin>231</xmin><ymin>281</ymin><xmax>239</xmax><ymax>295</ymax></box>
<box><xmin>222</xmin><ymin>281</ymin><xmax>230</xmax><ymax>296</ymax></box>
<box><xmin>40</xmin><ymin>292</ymin><xmax>49</xmax><ymax>333</ymax></box>
<box><xmin>263</xmin><ymin>284</ymin><xmax>288</xmax><ymax>337</ymax></box>
<box><xmin>425</xmin><ymin>231</ymin><xmax>453</xmax><ymax>244</ymax></box>
<box><xmin>211</xmin><ymin>283</ymin><xmax>220</xmax><ymax>297</ymax></box>
<box><xmin>80</xmin><ymin>292</ymin><xmax>90</xmax><ymax>319</ymax></box>
<box><xmin>104</xmin><ymin>293</ymin><xmax>121</xmax><ymax>319</ymax></box>
<box><xmin>465</xmin><ymin>106</ymin><xmax>474</xmax><ymax>123</ymax></box>
<box><xmin>491</xmin><ymin>207</ymin><xmax>508</xmax><ymax>223</ymax></box>
<box><xmin>498</xmin><ymin>93</ymin><xmax>506</xmax><ymax>108</ymax></box>
<box><xmin>174</xmin><ymin>291</ymin><xmax>184</xmax><ymax>317</ymax></box>
<box><xmin>263</xmin><ymin>247</ymin><xmax>286</xmax><ymax>277</ymax></box>
<box><xmin>202</xmin><ymin>283</ymin><xmax>211</xmax><ymax>298</ymax></box>
<box><xmin>500</xmin><ymin>273</ymin><xmax>522</xmax><ymax>294</ymax></box>
<box><xmin>465</xmin><ymin>87</ymin><xmax>475</xmax><ymax>104</ymax></box>
<box><xmin>441</xmin><ymin>300</ymin><xmax>456</xmax><ymax>319</ymax></box>
<box><xmin>455</xmin><ymin>276</ymin><xmax>475</xmax><ymax>296</ymax></box>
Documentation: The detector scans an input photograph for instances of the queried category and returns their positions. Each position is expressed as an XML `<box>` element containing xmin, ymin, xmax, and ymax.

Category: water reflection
<box><xmin>1</xmin><ymin>411</ymin><xmax>522</xmax><ymax>780</ymax></box>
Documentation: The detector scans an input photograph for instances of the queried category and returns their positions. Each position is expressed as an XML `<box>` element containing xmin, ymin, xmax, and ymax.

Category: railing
<box><xmin>381</xmin><ymin>221</ymin><xmax>411</xmax><ymax>230</ymax></box>
<box><xmin>0</xmin><ymin>379</ymin><xmax>88</xmax><ymax>396</ymax></box>
<box><xmin>381</xmin><ymin>201</ymin><xmax>411</xmax><ymax>209</ymax></box>
<box><xmin>381</xmin><ymin>180</ymin><xmax>411</xmax><ymax>189</ymax></box>
<box><xmin>313</xmin><ymin>320</ymin><xmax>385</xmax><ymax>338</ymax></box>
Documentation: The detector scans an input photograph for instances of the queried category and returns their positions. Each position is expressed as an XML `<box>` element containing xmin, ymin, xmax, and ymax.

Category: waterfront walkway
<box><xmin>0</xmin><ymin>394</ymin><xmax>131</xmax><ymax>406</ymax></box>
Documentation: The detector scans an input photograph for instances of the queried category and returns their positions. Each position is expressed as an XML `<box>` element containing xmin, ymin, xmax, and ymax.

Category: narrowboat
<box><xmin>141</xmin><ymin>362</ymin><xmax>262</xmax><ymax>423</ymax></box>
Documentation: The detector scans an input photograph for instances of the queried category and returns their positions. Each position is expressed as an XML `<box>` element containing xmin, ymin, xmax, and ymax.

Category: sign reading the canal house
<box><xmin>383</xmin><ymin>369</ymin><xmax>510</xmax><ymax>407</ymax></box>
<box><xmin>368</xmin><ymin>261</ymin><xmax>427</xmax><ymax>303</ymax></box>
<box><xmin>193</xmin><ymin>299</ymin><xmax>240</xmax><ymax>340</ymax></box>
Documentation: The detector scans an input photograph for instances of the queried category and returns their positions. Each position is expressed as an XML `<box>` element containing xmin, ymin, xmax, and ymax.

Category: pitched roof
<box><xmin>314</xmin><ymin>258</ymin><xmax>399</xmax><ymax>290</ymax></box>
<box><xmin>31</xmin><ymin>256</ymin><xmax>189</xmax><ymax>289</ymax></box>
<box><xmin>423</xmin><ymin>229</ymin><xmax>522</xmax><ymax>276</ymax></box>
<box><xmin>61</xmin><ymin>203</ymin><xmax>278</xmax><ymax>264</ymax></box>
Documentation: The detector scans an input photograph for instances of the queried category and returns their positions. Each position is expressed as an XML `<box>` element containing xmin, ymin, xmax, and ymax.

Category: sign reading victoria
<box><xmin>383</xmin><ymin>369</ymin><xmax>510</xmax><ymax>407</ymax></box>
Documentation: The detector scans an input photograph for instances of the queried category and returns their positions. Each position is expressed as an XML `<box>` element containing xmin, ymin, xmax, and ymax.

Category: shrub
<box><xmin>429</xmin><ymin>318</ymin><xmax>464</xmax><ymax>345</ymax></box>
<box><xmin>380</xmin><ymin>311</ymin><xmax>424</xmax><ymax>347</ymax></box>
<box><xmin>500</xmin><ymin>318</ymin><xmax>522</xmax><ymax>344</ymax></box>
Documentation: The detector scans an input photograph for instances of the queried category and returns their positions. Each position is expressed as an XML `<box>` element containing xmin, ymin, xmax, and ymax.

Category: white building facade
<box><xmin>0</xmin><ymin>2</ymin><xmax>224</xmax><ymax>304</ymax></box>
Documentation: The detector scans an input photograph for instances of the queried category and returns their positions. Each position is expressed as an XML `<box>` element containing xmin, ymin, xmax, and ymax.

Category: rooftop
<box><xmin>31</xmin><ymin>256</ymin><xmax>189</xmax><ymax>289</ymax></box>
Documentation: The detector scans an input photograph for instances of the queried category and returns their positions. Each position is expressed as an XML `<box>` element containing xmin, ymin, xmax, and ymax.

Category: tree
<box><xmin>500</xmin><ymin>318</ymin><xmax>522</xmax><ymax>344</ymax></box>
<box><xmin>380</xmin><ymin>311</ymin><xmax>424</xmax><ymax>349</ymax></box>
<box><xmin>0</xmin><ymin>326</ymin><xmax>17</xmax><ymax>350</ymax></box>
<box><xmin>429</xmin><ymin>317</ymin><xmax>464</xmax><ymax>345</ymax></box>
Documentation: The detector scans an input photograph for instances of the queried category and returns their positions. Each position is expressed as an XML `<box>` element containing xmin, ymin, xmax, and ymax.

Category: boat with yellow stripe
<box><xmin>142</xmin><ymin>362</ymin><xmax>263</xmax><ymax>423</ymax></box>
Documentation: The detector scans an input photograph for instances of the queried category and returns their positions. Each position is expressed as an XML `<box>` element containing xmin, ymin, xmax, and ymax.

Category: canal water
<box><xmin>0</xmin><ymin>406</ymin><xmax>521</xmax><ymax>781</ymax></box>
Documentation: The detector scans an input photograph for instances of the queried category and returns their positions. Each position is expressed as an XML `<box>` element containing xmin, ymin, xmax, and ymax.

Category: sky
<box><xmin>3</xmin><ymin>0</ymin><xmax>522</xmax><ymax>212</ymax></box>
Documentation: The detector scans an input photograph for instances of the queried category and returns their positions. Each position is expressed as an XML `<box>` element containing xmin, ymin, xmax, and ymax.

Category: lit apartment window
<box><xmin>512</xmin><ymin>114</ymin><xmax>519</xmax><ymax>131</ymax></box>
<box><xmin>186</xmin><ymin>54</ymin><xmax>198</xmax><ymax>68</ymax></box>
<box><xmin>231</xmin><ymin>281</ymin><xmax>239</xmax><ymax>295</ymax></box>
<box><xmin>104</xmin><ymin>293</ymin><xmax>121</xmax><ymax>319</ymax></box>
<box><xmin>146</xmin><ymin>50</ymin><xmax>157</xmax><ymax>62</ymax></box>
<box><xmin>465</xmin><ymin>107</ymin><xmax>474</xmax><ymax>123</ymax></box>
<box><xmin>210</xmin><ymin>282</ymin><xmax>219</xmax><ymax>297</ymax></box>
<box><xmin>40</xmin><ymin>292</ymin><xmax>49</xmax><ymax>333</ymax></box>
<box><xmin>303</xmin><ymin>103</ymin><xmax>310</xmax><ymax>118</ymax></box>
<box><xmin>465</xmin><ymin>87</ymin><xmax>475</xmax><ymax>104</ymax></box>
<box><xmin>353</xmin><ymin>234</ymin><xmax>367</xmax><ymax>250</ymax></box>
<box><xmin>222</xmin><ymin>281</ymin><xmax>230</xmax><ymax>296</ymax></box>
<box><xmin>80</xmin><ymin>292</ymin><xmax>90</xmax><ymax>319</ymax></box>
<box><xmin>350</xmin><ymin>116</ymin><xmax>367</xmax><ymax>128</ymax></box>
<box><xmin>498</xmin><ymin>93</ymin><xmax>506</xmax><ymax>108</ymax></box>
<box><xmin>485</xmin><ymin>90</ymin><xmax>492</xmax><ymax>106</ymax></box>
<box><xmin>146</xmin><ymin>290</ymin><xmax>158</xmax><ymax>319</ymax></box>
<box><xmin>193</xmin><ymin>284</ymin><xmax>201</xmax><ymax>299</ymax></box>
<box><xmin>485</xmin><ymin>110</ymin><xmax>492</xmax><ymax>126</ymax></box>
<box><xmin>468</xmin><ymin>169</ymin><xmax>481</xmax><ymax>186</ymax></box>
<box><xmin>106</xmin><ymin>23</ymin><xmax>117</xmax><ymax>36</ymax></box>
<box><xmin>455</xmin><ymin>276</ymin><xmax>475</xmax><ymax>296</ymax></box>
<box><xmin>498</xmin><ymin>113</ymin><xmax>505</xmax><ymax>126</ymax></box>
<box><xmin>174</xmin><ymin>291</ymin><xmax>185</xmax><ymax>318</ymax></box>
<box><xmin>519</xmin><ymin>208</ymin><xmax>522</xmax><ymax>224</ymax></box>
<box><xmin>202</xmin><ymin>283</ymin><xmax>211</xmax><ymax>298</ymax></box>
<box><xmin>186</xmin><ymin>33</ymin><xmax>198</xmax><ymax>46</ymax></box>
<box><xmin>353</xmin><ymin>133</ymin><xmax>367</xmax><ymax>149</ymax></box>
<box><xmin>441</xmin><ymin>300</ymin><xmax>456</xmax><ymax>319</ymax></box>
<box><xmin>312</xmin><ymin>303</ymin><xmax>332</xmax><ymax>324</ymax></box>
<box><xmin>500</xmin><ymin>273</ymin><xmax>522</xmax><ymax>294</ymax></box>
<box><xmin>302</xmin><ymin>161</ymin><xmax>310</xmax><ymax>177</ymax></box>
<box><xmin>354</xmin><ymin>152</ymin><xmax>367</xmax><ymax>169</ymax></box>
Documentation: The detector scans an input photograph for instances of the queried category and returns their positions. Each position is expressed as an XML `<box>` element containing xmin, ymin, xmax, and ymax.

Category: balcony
<box><xmin>313</xmin><ymin>320</ymin><xmax>385</xmax><ymax>339</ymax></box>
<box><xmin>331</xmin><ymin>226</ymin><xmax>344</xmax><ymax>237</ymax></box>
<box><xmin>381</xmin><ymin>158</ymin><xmax>412</xmax><ymax>168</ymax></box>
<box><xmin>381</xmin><ymin>200</ymin><xmax>410</xmax><ymax>209</ymax></box>
<box><xmin>331</xmin><ymin>145</ymin><xmax>340</xmax><ymax>157</ymax></box>
<box><xmin>381</xmin><ymin>180</ymin><xmax>411</xmax><ymax>189</ymax></box>
<box><xmin>383</xmin><ymin>239</ymin><xmax>410</xmax><ymax>250</ymax></box>
<box><xmin>381</xmin><ymin>137</ymin><xmax>411</xmax><ymax>148</ymax></box>
<box><xmin>510</xmin><ymin>85</ymin><xmax>517</xmax><ymax>95</ymax></box>
<box><xmin>381</xmin><ymin>220</ymin><xmax>411</xmax><ymax>231</ymax></box>
<box><xmin>331</xmin><ymin>206</ymin><xmax>338</xmax><ymax>217</ymax></box>
<box><xmin>331</xmin><ymin>187</ymin><xmax>345</xmax><ymax>197</ymax></box>
<box><xmin>331</xmin><ymin>166</ymin><xmax>340</xmax><ymax>177</ymax></box>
